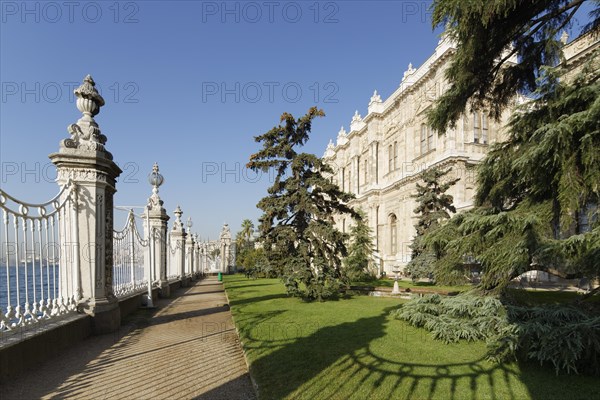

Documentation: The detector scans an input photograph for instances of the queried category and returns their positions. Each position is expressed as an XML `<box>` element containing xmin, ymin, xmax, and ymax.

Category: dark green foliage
<box><xmin>422</xmin><ymin>58</ymin><xmax>600</xmax><ymax>291</ymax></box>
<box><xmin>238</xmin><ymin>247</ymin><xmax>275</xmax><ymax>278</ymax></box>
<box><xmin>392</xmin><ymin>294</ymin><xmax>600</xmax><ymax>375</ymax></box>
<box><xmin>428</xmin><ymin>0</ymin><xmax>600</xmax><ymax>131</ymax></box>
<box><xmin>238</xmin><ymin>219</ymin><xmax>255</xmax><ymax>249</ymax></box>
<box><xmin>248</xmin><ymin>108</ymin><xmax>358</xmax><ymax>301</ymax></box>
<box><xmin>344</xmin><ymin>210</ymin><xmax>376</xmax><ymax>281</ymax></box>
<box><xmin>407</xmin><ymin>167</ymin><xmax>459</xmax><ymax>281</ymax></box>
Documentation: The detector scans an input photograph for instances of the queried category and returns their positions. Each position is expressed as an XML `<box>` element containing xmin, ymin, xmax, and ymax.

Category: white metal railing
<box><xmin>112</xmin><ymin>210</ymin><xmax>148</xmax><ymax>298</ymax></box>
<box><xmin>0</xmin><ymin>181</ymin><xmax>78</xmax><ymax>332</ymax></box>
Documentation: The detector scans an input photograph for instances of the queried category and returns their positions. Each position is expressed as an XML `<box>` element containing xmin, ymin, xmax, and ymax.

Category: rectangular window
<box><xmin>348</xmin><ymin>169</ymin><xmax>351</xmax><ymax>193</ymax></box>
<box><xmin>420</xmin><ymin>125</ymin><xmax>427</xmax><ymax>155</ymax></box>
<box><xmin>357</xmin><ymin>156</ymin><xmax>360</xmax><ymax>194</ymax></box>
<box><xmin>341</xmin><ymin>168</ymin><xmax>345</xmax><ymax>191</ymax></box>
<box><xmin>364</xmin><ymin>159</ymin><xmax>368</xmax><ymax>183</ymax></box>
<box><xmin>388</xmin><ymin>145</ymin><xmax>393</xmax><ymax>172</ymax></box>
<box><xmin>393</xmin><ymin>142</ymin><xmax>398</xmax><ymax>170</ymax></box>
<box><xmin>428</xmin><ymin>128</ymin><xmax>434</xmax><ymax>151</ymax></box>
<box><xmin>375</xmin><ymin>142</ymin><xmax>379</xmax><ymax>184</ymax></box>
<box><xmin>473</xmin><ymin>112</ymin><xmax>481</xmax><ymax>143</ymax></box>
<box><xmin>481</xmin><ymin>113</ymin><xmax>488</xmax><ymax>144</ymax></box>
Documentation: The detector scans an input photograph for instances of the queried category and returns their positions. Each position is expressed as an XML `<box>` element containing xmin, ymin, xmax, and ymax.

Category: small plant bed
<box><xmin>224</xmin><ymin>275</ymin><xmax>599</xmax><ymax>400</ymax></box>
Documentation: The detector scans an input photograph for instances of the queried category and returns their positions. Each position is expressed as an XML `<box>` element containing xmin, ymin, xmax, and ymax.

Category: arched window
<box><xmin>390</xmin><ymin>214</ymin><xmax>397</xmax><ymax>254</ymax></box>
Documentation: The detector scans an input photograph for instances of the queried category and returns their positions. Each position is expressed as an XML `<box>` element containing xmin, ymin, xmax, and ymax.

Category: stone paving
<box><xmin>1</xmin><ymin>277</ymin><xmax>256</xmax><ymax>400</ymax></box>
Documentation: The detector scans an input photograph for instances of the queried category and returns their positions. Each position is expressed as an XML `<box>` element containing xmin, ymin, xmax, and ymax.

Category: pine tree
<box><xmin>344</xmin><ymin>210</ymin><xmax>376</xmax><ymax>281</ymax></box>
<box><xmin>423</xmin><ymin>59</ymin><xmax>600</xmax><ymax>292</ymax></box>
<box><xmin>428</xmin><ymin>0</ymin><xmax>599</xmax><ymax>131</ymax></box>
<box><xmin>407</xmin><ymin>167</ymin><xmax>459</xmax><ymax>281</ymax></box>
<box><xmin>248</xmin><ymin>108</ymin><xmax>358</xmax><ymax>301</ymax></box>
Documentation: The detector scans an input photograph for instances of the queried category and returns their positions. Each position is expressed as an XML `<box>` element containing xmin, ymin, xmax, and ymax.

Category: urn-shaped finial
<box><xmin>174</xmin><ymin>205</ymin><xmax>183</xmax><ymax>223</ymax></box>
<box><xmin>74</xmin><ymin>75</ymin><xmax>105</xmax><ymax>119</ymax></box>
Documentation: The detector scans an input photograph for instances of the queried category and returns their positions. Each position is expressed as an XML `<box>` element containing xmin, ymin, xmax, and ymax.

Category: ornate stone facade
<box><xmin>323</xmin><ymin>32</ymin><xmax>598</xmax><ymax>275</ymax></box>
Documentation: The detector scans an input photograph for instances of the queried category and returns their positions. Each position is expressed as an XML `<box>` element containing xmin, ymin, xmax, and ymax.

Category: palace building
<box><xmin>323</xmin><ymin>32</ymin><xmax>599</xmax><ymax>275</ymax></box>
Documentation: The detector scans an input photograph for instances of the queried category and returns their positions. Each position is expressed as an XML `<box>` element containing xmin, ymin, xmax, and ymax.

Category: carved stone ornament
<box><xmin>57</xmin><ymin>168</ymin><xmax>109</xmax><ymax>184</ymax></box>
<box><xmin>148</xmin><ymin>163</ymin><xmax>165</xmax><ymax>209</ymax></box>
<box><xmin>172</xmin><ymin>205</ymin><xmax>184</xmax><ymax>231</ymax></box>
<box><xmin>403</xmin><ymin>63</ymin><xmax>416</xmax><ymax>80</ymax></box>
<box><xmin>369</xmin><ymin>90</ymin><xmax>382</xmax><ymax>105</ymax></box>
<box><xmin>60</xmin><ymin>75</ymin><xmax>112</xmax><ymax>159</ymax></box>
<box><xmin>220</xmin><ymin>223</ymin><xmax>232</xmax><ymax>241</ymax></box>
<box><xmin>337</xmin><ymin>126</ymin><xmax>348</xmax><ymax>146</ymax></box>
<box><xmin>323</xmin><ymin>139</ymin><xmax>336</xmax><ymax>158</ymax></box>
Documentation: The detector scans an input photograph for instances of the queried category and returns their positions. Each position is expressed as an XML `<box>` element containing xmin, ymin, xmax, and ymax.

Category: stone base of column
<box><xmin>158</xmin><ymin>281</ymin><xmax>171</xmax><ymax>298</ymax></box>
<box><xmin>181</xmin><ymin>276</ymin><xmax>192</xmax><ymax>287</ymax></box>
<box><xmin>79</xmin><ymin>298</ymin><xmax>121</xmax><ymax>335</ymax></box>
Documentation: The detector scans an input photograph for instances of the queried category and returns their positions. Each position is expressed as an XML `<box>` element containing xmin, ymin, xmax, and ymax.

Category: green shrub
<box><xmin>391</xmin><ymin>294</ymin><xmax>600</xmax><ymax>375</ymax></box>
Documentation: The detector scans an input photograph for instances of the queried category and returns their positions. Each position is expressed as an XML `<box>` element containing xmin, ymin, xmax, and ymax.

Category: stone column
<box><xmin>186</xmin><ymin>231</ymin><xmax>195</xmax><ymax>279</ymax></box>
<box><xmin>170</xmin><ymin>206</ymin><xmax>187</xmax><ymax>286</ymax></box>
<box><xmin>49</xmin><ymin>75</ymin><xmax>122</xmax><ymax>334</ymax></box>
<box><xmin>194</xmin><ymin>235</ymin><xmax>201</xmax><ymax>278</ymax></box>
<box><xmin>219</xmin><ymin>223</ymin><xmax>231</xmax><ymax>273</ymax></box>
<box><xmin>145</xmin><ymin>163</ymin><xmax>170</xmax><ymax>297</ymax></box>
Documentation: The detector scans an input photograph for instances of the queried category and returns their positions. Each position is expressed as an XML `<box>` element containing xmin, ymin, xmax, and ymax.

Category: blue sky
<box><xmin>0</xmin><ymin>0</ymin><xmax>594</xmax><ymax>239</ymax></box>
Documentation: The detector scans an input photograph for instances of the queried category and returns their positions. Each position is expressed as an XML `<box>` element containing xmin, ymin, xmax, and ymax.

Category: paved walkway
<box><xmin>2</xmin><ymin>278</ymin><xmax>256</xmax><ymax>400</ymax></box>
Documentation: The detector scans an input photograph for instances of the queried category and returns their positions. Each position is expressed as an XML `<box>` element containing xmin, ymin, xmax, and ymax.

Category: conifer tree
<box><xmin>424</xmin><ymin>60</ymin><xmax>600</xmax><ymax>291</ymax></box>
<box><xmin>248</xmin><ymin>108</ymin><xmax>358</xmax><ymax>301</ymax></box>
<box><xmin>428</xmin><ymin>0</ymin><xmax>599</xmax><ymax>131</ymax></box>
<box><xmin>344</xmin><ymin>210</ymin><xmax>376</xmax><ymax>281</ymax></box>
<box><xmin>421</xmin><ymin>1</ymin><xmax>600</xmax><ymax>292</ymax></box>
<box><xmin>407</xmin><ymin>167</ymin><xmax>459</xmax><ymax>281</ymax></box>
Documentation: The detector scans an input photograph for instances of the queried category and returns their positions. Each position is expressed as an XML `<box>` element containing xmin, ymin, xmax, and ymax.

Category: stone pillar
<box><xmin>219</xmin><ymin>223</ymin><xmax>232</xmax><ymax>273</ymax></box>
<box><xmin>194</xmin><ymin>235</ymin><xmax>201</xmax><ymax>278</ymax></box>
<box><xmin>145</xmin><ymin>163</ymin><xmax>170</xmax><ymax>297</ymax></box>
<box><xmin>49</xmin><ymin>75</ymin><xmax>122</xmax><ymax>334</ymax></box>
<box><xmin>186</xmin><ymin>231</ymin><xmax>195</xmax><ymax>279</ymax></box>
<box><xmin>170</xmin><ymin>206</ymin><xmax>187</xmax><ymax>286</ymax></box>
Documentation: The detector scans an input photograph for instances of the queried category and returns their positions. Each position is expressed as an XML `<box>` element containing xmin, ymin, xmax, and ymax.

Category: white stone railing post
<box><xmin>194</xmin><ymin>235</ymin><xmax>201</xmax><ymax>278</ymax></box>
<box><xmin>170</xmin><ymin>206</ymin><xmax>187</xmax><ymax>286</ymax></box>
<box><xmin>219</xmin><ymin>223</ymin><xmax>232</xmax><ymax>273</ymax></box>
<box><xmin>186</xmin><ymin>231</ymin><xmax>194</xmax><ymax>279</ymax></box>
<box><xmin>145</xmin><ymin>163</ymin><xmax>170</xmax><ymax>297</ymax></box>
<box><xmin>49</xmin><ymin>75</ymin><xmax>122</xmax><ymax>334</ymax></box>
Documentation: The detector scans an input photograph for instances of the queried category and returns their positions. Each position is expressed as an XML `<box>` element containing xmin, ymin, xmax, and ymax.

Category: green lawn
<box><xmin>224</xmin><ymin>274</ymin><xmax>599</xmax><ymax>400</ymax></box>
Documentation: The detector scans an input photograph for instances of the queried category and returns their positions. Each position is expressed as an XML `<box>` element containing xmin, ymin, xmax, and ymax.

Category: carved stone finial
<box><xmin>369</xmin><ymin>90</ymin><xmax>382</xmax><ymax>105</ymax></box>
<box><xmin>61</xmin><ymin>75</ymin><xmax>110</xmax><ymax>157</ymax></box>
<box><xmin>324</xmin><ymin>139</ymin><xmax>336</xmax><ymax>158</ymax></box>
<box><xmin>560</xmin><ymin>30</ymin><xmax>569</xmax><ymax>45</ymax></box>
<box><xmin>148</xmin><ymin>163</ymin><xmax>165</xmax><ymax>209</ymax></box>
<box><xmin>350</xmin><ymin>110</ymin><xmax>365</xmax><ymax>132</ymax></box>
<box><xmin>172</xmin><ymin>205</ymin><xmax>184</xmax><ymax>230</ymax></box>
<box><xmin>74</xmin><ymin>75</ymin><xmax>105</xmax><ymax>117</ymax></box>
<box><xmin>403</xmin><ymin>63</ymin><xmax>416</xmax><ymax>80</ymax></box>
<box><xmin>336</xmin><ymin>126</ymin><xmax>348</xmax><ymax>146</ymax></box>
<box><xmin>220</xmin><ymin>223</ymin><xmax>232</xmax><ymax>241</ymax></box>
